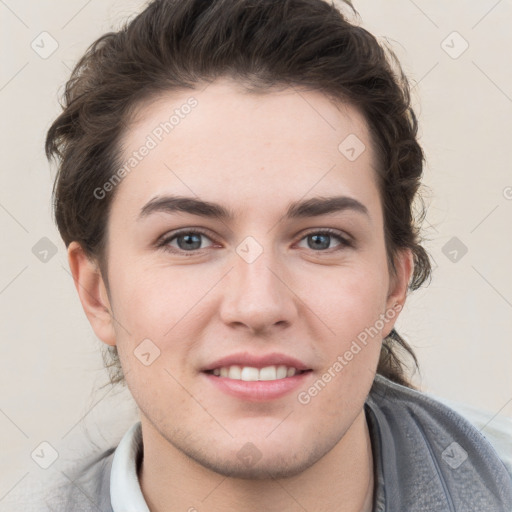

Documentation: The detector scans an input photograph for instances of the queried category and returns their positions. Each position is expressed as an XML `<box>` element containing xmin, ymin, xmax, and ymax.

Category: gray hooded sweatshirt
<box><xmin>3</xmin><ymin>374</ymin><xmax>511</xmax><ymax>511</ymax></box>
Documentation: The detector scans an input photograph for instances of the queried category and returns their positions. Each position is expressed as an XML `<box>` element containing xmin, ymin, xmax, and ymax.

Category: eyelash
<box><xmin>156</xmin><ymin>228</ymin><xmax>353</xmax><ymax>255</ymax></box>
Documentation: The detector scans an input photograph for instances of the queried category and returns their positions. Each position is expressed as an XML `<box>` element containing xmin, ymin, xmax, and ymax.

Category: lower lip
<box><xmin>202</xmin><ymin>371</ymin><xmax>312</xmax><ymax>402</ymax></box>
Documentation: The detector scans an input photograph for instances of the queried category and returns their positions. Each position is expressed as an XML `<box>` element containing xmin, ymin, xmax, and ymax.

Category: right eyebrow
<box><xmin>138</xmin><ymin>195</ymin><xmax>235</xmax><ymax>221</ymax></box>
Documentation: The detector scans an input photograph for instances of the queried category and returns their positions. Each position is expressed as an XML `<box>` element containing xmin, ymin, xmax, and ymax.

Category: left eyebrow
<box><xmin>137</xmin><ymin>194</ymin><xmax>370</xmax><ymax>222</ymax></box>
<box><xmin>285</xmin><ymin>195</ymin><xmax>369</xmax><ymax>219</ymax></box>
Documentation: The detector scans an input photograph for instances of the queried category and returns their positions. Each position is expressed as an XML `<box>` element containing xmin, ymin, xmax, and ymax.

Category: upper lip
<box><xmin>202</xmin><ymin>352</ymin><xmax>311</xmax><ymax>372</ymax></box>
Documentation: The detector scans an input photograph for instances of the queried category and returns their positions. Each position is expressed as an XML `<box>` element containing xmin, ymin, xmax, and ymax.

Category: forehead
<box><xmin>114</xmin><ymin>78</ymin><xmax>381</xmax><ymax>220</ymax></box>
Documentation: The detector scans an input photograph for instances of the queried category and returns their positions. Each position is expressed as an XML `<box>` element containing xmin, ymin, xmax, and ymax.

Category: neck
<box><xmin>138</xmin><ymin>409</ymin><xmax>374</xmax><ymax>512</ymax></box>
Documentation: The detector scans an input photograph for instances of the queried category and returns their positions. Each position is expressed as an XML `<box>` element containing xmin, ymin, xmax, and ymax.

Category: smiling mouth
<box><xmin>204</xmin><ymin>365</ymin><xmax>312</xmax><ymax>382</ymax></box>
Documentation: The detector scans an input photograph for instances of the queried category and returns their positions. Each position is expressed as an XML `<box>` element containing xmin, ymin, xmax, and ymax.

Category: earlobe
<box><xmin>382</xmin><ymin>249</ymin><xmax>414</xmax><ymax>337</ymax></box>
<box><xmin>67</xmin><ymin>241</ymin><xmax>116</xmax><ymax>346</ymax></box>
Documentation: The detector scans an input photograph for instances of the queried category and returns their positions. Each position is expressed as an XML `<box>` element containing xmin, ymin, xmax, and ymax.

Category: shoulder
<box><xmin>0</xmin><ymin>448</ymin><xmax>115</xmax><ymax>512</ymax></box>
<box><xmin>426</xmin><ymin>392</ymin><xmax>512</xmax><ymax>480</ymax></box>
<box><xmin>369</xmin><ymin>374</ymin><xmax>512</xmax><ymax>477</ymax></box>
<box><xmin>366</xmin><ymin>374</ymin><xmax>512</xmax><ymax>511</ymax></box>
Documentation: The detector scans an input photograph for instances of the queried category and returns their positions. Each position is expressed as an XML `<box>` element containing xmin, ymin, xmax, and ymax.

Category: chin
<box><xmin>191</xmin><ymin>448</ymin><xmax>320</xmax><ymax>480</ymax></box>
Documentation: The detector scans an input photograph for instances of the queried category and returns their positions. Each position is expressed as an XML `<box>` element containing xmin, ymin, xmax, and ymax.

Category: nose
<box><xmin>219</xmin><ymin>243</ymin><xmax>298</xmax><ymax>335</ymax></box>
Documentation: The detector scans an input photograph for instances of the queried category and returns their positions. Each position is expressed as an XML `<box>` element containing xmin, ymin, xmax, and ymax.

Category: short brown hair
<box><xmin>46</xmin><ymin>0</ymin><xmax>431</xmax><ymax>389</ymax></box>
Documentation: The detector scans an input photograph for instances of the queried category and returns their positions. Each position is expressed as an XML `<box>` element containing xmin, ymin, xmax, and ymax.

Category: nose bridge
<box><xmin>220</xmin><ymin>237</ymin><xmax>295</xmax><ymax>331</ymax></box>
<box><xmin>237</xmin><ymin>245</ymin><xmax>278</xmax><ymax>296</ymax></box>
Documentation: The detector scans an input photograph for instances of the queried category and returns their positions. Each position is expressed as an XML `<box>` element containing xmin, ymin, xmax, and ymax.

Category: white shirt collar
<box><xmin>110</xmin><ymin>421</ymin><xmax>150</xmax><ymax>512</ymax></box>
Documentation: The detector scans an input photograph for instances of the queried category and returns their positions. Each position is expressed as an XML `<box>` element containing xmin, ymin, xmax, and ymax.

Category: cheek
<box><xmin>301</xmin><ymin>277</ymin><xmax>385</xmax><ymax>413</ymax></box>
<box><xmin>108</xmin><ymin>262</ymin><xmax>198</xmax><ymax>330</ymax></box>
<box><xmin>107</xmin><ymin>263</ymin><xmax>215</xmax><ymax>372</ymax></box>
<box><xmin>315</xmin><ymin>264</ymin><xmax>390</xmax><ymax>331</ymax></box>
<box><xmin>306</xmin><ymin>263</ymin><xmax>389</xmax><ymax>389</ymax></box>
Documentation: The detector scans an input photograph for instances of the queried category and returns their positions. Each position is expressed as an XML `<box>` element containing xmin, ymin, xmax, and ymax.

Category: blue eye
<box><xmin>174</xmin><ymin>232</ymin><xmax>205</xmax><ymax>250</ymax></box>
<box><xmin>157</xmin><ymin>228</ymin><xmax>352</xmax><ymax>255</ymax></box>
<box><xmin>159</xmin><ymin>230</ymin><xmax>214</xmax><ymax>253</ymax></box>
<box><xmin>298</xmin><ymin>229</ymin><xmax>352</xmax><ymax>251</ymax></box>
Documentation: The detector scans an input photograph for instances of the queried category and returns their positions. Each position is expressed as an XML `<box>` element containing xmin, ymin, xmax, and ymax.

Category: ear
<box><xmin>67</xmin><ymin>241</ymin><xmax>116</xmax><ymax>346</ymax></box>
<box><xmin>382</xmin><ymin>248</ymin><xmax>413</xmax><ymax>338</ymax></box>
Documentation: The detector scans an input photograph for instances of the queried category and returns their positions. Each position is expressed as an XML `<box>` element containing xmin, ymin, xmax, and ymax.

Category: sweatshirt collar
<box><xmin>110</xmin><ymin>421</ymin><xmax>150</xmax><ymax>512</ymax></box>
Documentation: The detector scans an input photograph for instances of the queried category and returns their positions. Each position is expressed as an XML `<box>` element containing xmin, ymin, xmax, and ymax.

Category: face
<box><xmin>76</xmin><ymin>77</ymin><xmax>410</xmax><ymax>479</ymax></box>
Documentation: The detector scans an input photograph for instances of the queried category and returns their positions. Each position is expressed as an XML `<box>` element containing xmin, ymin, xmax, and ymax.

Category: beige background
<box><xmin>1</xmin><ymin>0</ymin><xmax>511</xmax><ymax>501</ymax></box>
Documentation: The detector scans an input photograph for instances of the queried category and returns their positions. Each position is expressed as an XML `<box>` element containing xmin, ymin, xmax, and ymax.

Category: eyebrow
<box><xmin>138</xmin><ymin>194</ymin><xmax>370</xmax><ymax>222</ymax></box>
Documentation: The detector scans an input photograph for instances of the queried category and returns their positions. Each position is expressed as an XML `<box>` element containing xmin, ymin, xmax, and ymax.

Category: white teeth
<box><xmin>228</xmin><ymin>365</ymin><xmax>242</xmax><ymax>379</ymax></box>
<box><xmin>241</xmin><ymin>367</ymin><xmax>259</xmax><ymax>381</ymax></box>
<box><xmin>287</xmin><ymin>367</ymin><xmax>297</xmax><ymax>377</ymax></box>
<box><xmin>259</xmin><ymin>366</ymin><xmax>277</xmax><ymax>381</ymax></box>
<box><xmin>276</xmin><ymin>365</ymin><xmax>288</xmax><ymax>379</ymax></box>
<box><xmin>211</xmin><ymin>365</ymin><xmax>302</xmax><ymax>381</ymax></box>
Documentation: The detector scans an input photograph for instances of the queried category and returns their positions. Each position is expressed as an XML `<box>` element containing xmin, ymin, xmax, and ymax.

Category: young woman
<box><xmin>27</xmin><ymin>0</ymin><xmax>512</xmax><ymax>510</ymax></box>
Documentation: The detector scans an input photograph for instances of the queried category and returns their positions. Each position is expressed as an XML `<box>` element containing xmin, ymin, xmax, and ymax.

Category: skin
<box><xmin>69</xmin><ymin>77</ymin><xmax>412</xmax><ymax>512</ymax></box>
